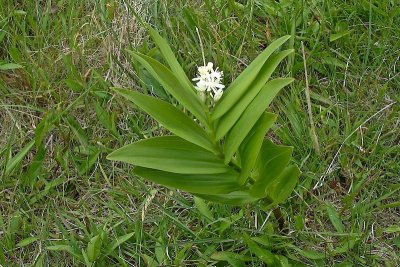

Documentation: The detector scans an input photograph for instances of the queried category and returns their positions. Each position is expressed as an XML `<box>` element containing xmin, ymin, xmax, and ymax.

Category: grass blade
<box><xmin>4</xmin><ymin>140</ymin><xmax>34</xmax><ymax>176</ymax></box>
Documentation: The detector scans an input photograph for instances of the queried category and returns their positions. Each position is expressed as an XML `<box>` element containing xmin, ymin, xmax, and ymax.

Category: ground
<box><xmin>0</xmin><ymin>0</ymin><xmax>399</xmax><ymax>266</ymax></box>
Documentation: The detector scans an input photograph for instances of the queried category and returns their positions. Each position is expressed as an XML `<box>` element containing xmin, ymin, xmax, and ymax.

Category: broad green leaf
<box><xmin>87</xmin><ymin>235</ymin><xmax>102</xmax><ymax>262</ymax></box>
<box><xmin>146</xmin><ymin>26</ymin><xmax>194</xmax><ymax>91</ymax></box>
<box><xmin>332</xmin><ymin>237</ymin><xmax>357</xmax><ymax>255</ymax></box>
<box><xmin>66</xmin><ymin>116</ymin><xmax>88</xmax><ymax>148</ymax></box>
<box><xmin>242</xmin><ymin>233</ymin><xmax>275</xmax><ymax>265</ymax></box>
<box><xmin>134</xmin><ymin>166</ymin><xmax>241</xmax><ymax>194</ymax></box>
<box><xmin>211</xmin><ymin>251</ymin><xmax>249</xmax><ymax>267</ymax></box>
<box><xmin>75</xmin><ymin>147</ymin><xmax>101</xmax><ymax>175</ymax></box>
<box><xmin>65</xmin><ymin>79</ymin><xmax>84</xmax><ymax>92</ymax></box>
<box><xmin>5</xmin><ymin>140</ymin><xmax>34</xmax><ymax>176</ymax></box>
<box><xmin>155</xmin><ymin>238</ymin><xmax>165</xmax><ymax>265</ymax></box>
<box><xmin>215</xmin><ymin>50</ymin><xmax>293</xmax><ymax>139</ymax></box>
<box><xmin>34</xmin><ymin>110</ymin><xmax>58</xmax><ymax>147</ymax></box>
<box><xmin>289</xmin><ymin>245</ymin><xmax>326</xmax><ymax>260</ymax></box>
<box><xmin>46</xmin><ymin>244</ymin><xmax>74</xmax><ymax>252</ymax></box>
<box><xmin>195</xmin><ymin>190</ymin><xmax>257</xmax><ymax>205</ymax></box>
<box><xmin>194</xmin><ymin>197</ymin><xmax>214</xmax><ymax>221</ymax></box>
<box><xmin>128</xmin><ymin>51</ymin><xmax>207</xmax><ymax>125</ymax></box>
<box><xmin>46</xmin><ymin>245</ymin><xmax>83</xmax><ymax>260</ymax></box>
<box><xmin>174</xmin><ymin>243</ymin><xmax>192</xmax><ymax>266</ymax></box>
<box><xmin>141</xmin><ymin>254</ymin><xmax>159</xmax><ymax>267</ymax></box>
<box><xmin>93</xmin><ymin>101</ymin><xmax>121</xmax><ymax>140</ymax></box>
<box><xmin>267</xmin><ymin>165</ymin><xmax>300</xmax><ymax>205</ymax></box>
<box><xmin>108</xmin><ymin>136</ymin><xmax>229</xmax><ymax>174</ymax></box>
<box><xmin>385</xmin><ymin>225</ymin><xmax>400</xmax><ymax>234</ymax></box>
<box><xmin>249</xmin><ymin>140</ymin><xmax>293</xmax><ymax>198</ymax></box>
<box><xmin>16</xmin><ymin>237</ymin><xmax>39</xmax><ymax>247</ymax></box>
<box><xmin>325</xmin><ymin>203</ymin><xmax>345</xmax><ymax>233</ymax></box>
<box><xmin>0</xmin><ymin>63</ymin><xmax>23</xmax><ymax>70</ymax></box>
<box><xmin>238</xmin><ymin>112</ymin><xmax>277</xmax><ymax>184</ymax></box>
<box><xmin>330</xmin><ymin>30</ymin><xmax>351</xmax><ymax>42</ymax></box>
<box><xmin>106</xmin><ymin>232</ymin><xmax>135</xmax><ymax>254</ymax></box>
<box><xmin>224</xmin><ymin>78</ymin><xmax>294</xmax><ymax>163</ymax></box>
<box><xmin>212</xmin><ymin>35</ymin><xmax>291</xmax><ymax>119</ymax></box>
<box><xmin>111</xmin><ymin>88</ymin><xmax>214</xmax><ymax>152</ymax></box>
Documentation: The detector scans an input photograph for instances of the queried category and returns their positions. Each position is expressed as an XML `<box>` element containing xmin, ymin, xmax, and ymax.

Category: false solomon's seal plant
<box><xmin>107</xmin><ymin>25</ymin><xmax>300</xmax><ymax>207</ymax></box>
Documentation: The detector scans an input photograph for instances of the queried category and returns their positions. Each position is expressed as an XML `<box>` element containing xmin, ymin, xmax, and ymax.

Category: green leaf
<box><xmin>65</xmin><ymin>79</ymin><xmax>84</xmax><ymax>92</ymax></box>
<box><xmin>289</xmin><ymin>246</ymin><xmax>326</xmax><ymax>260</ymax></box>
<box><xmin>155</xmin><ymin>238</ymin><xmax>165</xmax><ymax>265</ymax></box>
<box><xmin>108</xmin><ymin>136</ymin><xmax>229</xmax><ymax>174</ymax></box>
<box><xmin>242</xmin><ymin>233</ymin><xmax>275</xmax><ymax>265</ymax></box>
<box><xmin>238</xmin><ymin>112</ymin><xmax>277</xmax><ymax>184</ymax></box>
<box><xmin>134</xmin><ymin>167</ymin><xmax>241</xmax><ymax>195</ymax></box>
<box><xmin>212</xmin><ymin>35</ymin><xmax>291</xmax><ymax>120</ymax></box>
<box><xmin>385</xmin><ymin>225</ymin><xmax>400</xmax><ymax>234</ymax></box>
<box><xmin>174</xmin><ymin>243</ymin><xmax>192</xmax><ymax>266</ymax></box>
<box><xmin>34</xmin><ymin>110</ymin><xmax>59</xmax><ymax>147</ymax></box>
<box><xmin>0</xmin><ymin>63</ymin><xmax>23</xmax><ymax>70</ymax></box>
<box><xmin>146</xmin><ymin>25</ymin><xmax>194</xmax><ymax>91</ymax></box>
<box><xmin>325</xmin><ymin>203</ymin><xmax>345</xmax><ymax>233</ymax></box>
<box><xmin>128</xmin><ymin>51</ymin><xmax>207</xmax><ymax>125</ymax></box>
<box><xmin>22</xmin><ymin>143</ymin><xmax>45</xmax><ymax>188</ymax></box>
<box><xmin>106</xmin><ymin>232</ymin><xmax>134</xmax><ymax>254</ymax></box>
<box><xmin>211</xmin><ymin>251</ymin><xmax>249</xmax><ymax>267</ymax></box>
<box><xmin>16</xmin><ymin>237</ymin><xmax>39</xmax><ymax>247</ymax></box>
<box><xmin>5</xmin><ymin>140</ymin><xmax>35</xmax><ymax>176</ymax></box>
<box><xmin>141</xmin><ymin>254</ymin><xmax>159</xmax><ymax>267</ymax></box>
<box><xmin>223</xmin><ymin>78</ymin><xmax>294</xmax><ymax>163</ymax></box>
<box><xmin>111</xmin><ymin>88</ymin><xmax>214</xmax><ymax>152</ymax></box>
<box><xmin>194</xmin><ymin>197</ymin><xmax>214</xmax><ymax>221</ymax></box>
<box><xmin>267</xmin><ymin>165</ymin><xmax>301</xmax><ymax>205</ymax></box>
<box><xmin>66</xmin><ymin>116</ymin><xmax>88</xmax><ymax>148</ymax></box>
<box><xmin>93</xmin><ymin>102</ymin><xmax>120</xmax><ymax>140</ymax></box>
<box><xmin>46</xmin><ymin>244</ymin><xmax>74</xmax><ymax>252</ymax></box>
<box><xmin>195</xmin><ymin>190</ymin><xmax>257</xmax><ymax>205</ymax></box>
<box><xmin>46</xmin><ymin>245</ymin><xmax>83</xmax><ymax>260</ymax></box>
<box><xmin>330</xmin><ymin>30</ymin><xmax>351</xmax><ymax>42</ymax></box>
<box><xmin>249</xmin><ymin>140</ymin><xmax>293</xmax><ymax>198</ymax></box>
<box><xmin>214</xmin><ymin>50</ymin><xmax>293</xmax><ymax>139</ymax></box>
<box><xmin>87</xmin><ymin>235</ymin><xmax>102</xmax><ymax>262</ymax></box>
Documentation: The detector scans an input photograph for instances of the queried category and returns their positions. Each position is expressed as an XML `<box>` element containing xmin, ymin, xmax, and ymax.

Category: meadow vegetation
<box><xmin>0</xmin><ymin>0</ymin><xmax>399</xmax><ymax>266</ymax></box>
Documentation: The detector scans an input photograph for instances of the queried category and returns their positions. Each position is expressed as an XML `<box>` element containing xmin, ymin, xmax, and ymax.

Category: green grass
<box><xmin>1</xmin><ymin>0</ymin><xmax>399</xmax><ymax>266</ymax></box>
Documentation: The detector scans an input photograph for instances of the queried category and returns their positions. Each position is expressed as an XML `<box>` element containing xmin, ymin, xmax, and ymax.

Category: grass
<box><xmin>0</xmin><ymin>0</ymin><xmax>399</xmax><ymax>266</ymax></box>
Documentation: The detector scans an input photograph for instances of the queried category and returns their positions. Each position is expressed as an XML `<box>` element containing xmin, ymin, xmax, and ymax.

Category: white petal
<box><xmin>197</xmin><ymin>91</ymin><xmax>206</xmax><ymax>103</ymax></box>
<box><xmin>213</xmin><ymin>89</ymin><xmax>223</xmax><ymax>101</ymax></box>
<box><xmin>195</xmin><ymin>81</ymin><xmax>207</xmax><ymax>91</ymax></box>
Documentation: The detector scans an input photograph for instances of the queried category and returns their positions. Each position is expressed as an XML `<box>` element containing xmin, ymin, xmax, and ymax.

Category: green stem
<box><xmin>204</xmin><ymin>108</ymin><xmax>223</xmax><ymax>158</ymax></box>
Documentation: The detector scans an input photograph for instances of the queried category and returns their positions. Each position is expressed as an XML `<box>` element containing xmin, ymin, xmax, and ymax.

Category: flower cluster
<box><xmin>192</xmin><ymin>62</ymin><xmax>225</xmax><ymax>102</ymax></box>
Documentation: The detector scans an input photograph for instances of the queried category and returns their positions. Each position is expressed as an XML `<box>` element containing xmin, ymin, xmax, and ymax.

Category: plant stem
<box><xmin>204</xmin><ymin>109</ymin><xmax>224</xmax><ymax>157</ymax></box>
<box><xmin>273</xmin><ymin>207</ymin><xmax>286</xmax><ymax>232</ymax></box>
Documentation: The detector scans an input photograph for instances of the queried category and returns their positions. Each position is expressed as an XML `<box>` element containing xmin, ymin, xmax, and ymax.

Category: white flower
<box><xmin>197</xmin><ymin>91</ymin><xmax>206</xmax><ymax>103</ymax></box>
<box><xmin>192</xmin><ymin>62</ymin><xmax>225</xmax><ymax>101</ymax></box>
<box><xmin>213</xmin><ymin>89</ymin><xmax>223</xmax><ymax>101</ymax></box>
